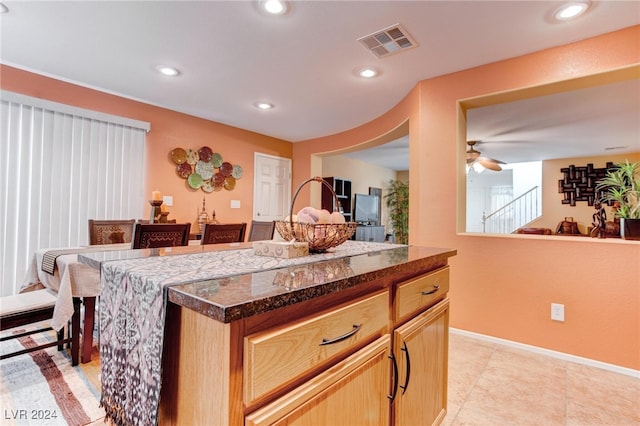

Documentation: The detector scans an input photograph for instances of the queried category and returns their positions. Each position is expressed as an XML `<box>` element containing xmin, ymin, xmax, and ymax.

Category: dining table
<box><xmin>20</xmin><ymin>240</ymin><xmax>203</xmax><ymax>363</ymax></box>
<box><xmin>21</xmin><ymin>243</ymin><xmax>130</xmax><ymax>363</ymax></box>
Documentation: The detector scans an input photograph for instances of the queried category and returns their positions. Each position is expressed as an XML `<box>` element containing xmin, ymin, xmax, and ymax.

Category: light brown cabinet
<box><xmin>244</xmin><ymin>291</ymin><xmax>389</xmax><ymax>404</ymax></box>
<box><xmin>392</xmin><ymin>298</ymin><xmax>449</xmax><ymax>426</ymax></box>
<box><xmin>246</xmin><ymin>335</ymin><xmax>391</xmax><ymax>426</ymax></box>
<box><xmin>160</xmin><ymin>262</ymin><xmax>451</xmax><ymax>426</ymax></box>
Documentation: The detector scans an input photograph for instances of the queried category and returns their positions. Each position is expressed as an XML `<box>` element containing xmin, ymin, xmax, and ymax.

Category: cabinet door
<box><xmin>246</xmin><ymin>335</ymin><xmax>390</xmax><ymax>426</ymax></box>
<box><xmin>392</xmin><ymin>299</ymin><xmax>449</xmax><ymax>426</ymax></box>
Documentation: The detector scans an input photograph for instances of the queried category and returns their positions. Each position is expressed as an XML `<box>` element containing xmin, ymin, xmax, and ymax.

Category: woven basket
<box><xmin>275</xmin><ymin>177</ymin><xmax>357</xmax><ymax>252</ymax></box>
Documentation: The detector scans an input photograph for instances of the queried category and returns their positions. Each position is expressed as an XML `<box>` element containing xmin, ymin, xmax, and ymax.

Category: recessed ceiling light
<box><xmin>554</xmin><ymin>1</ymin><xmax>590</xmax><ymax>20</ymax></box>
<box><xmin>0</xmin><ymin>3</ymin><xmax>9</xmax><ymax>13</ymax></box>
<box><xmin>157</xmin><ymin>66</ymin><xmax>180</xmax><ymax>77</ymax></box>
<box><xmin>359</xmin><ymin>68</ymin><xmax>378</xmax><ymax>78</ymax></box>
<box><xmin>260</xmin><ymin>0</ymin><xmax>288</xmax><ymax>15</ymax></box>
<box><xmin>254</xmin><ymin>102</ymin><xmax>274</xmax><ymax>110</ymax></box>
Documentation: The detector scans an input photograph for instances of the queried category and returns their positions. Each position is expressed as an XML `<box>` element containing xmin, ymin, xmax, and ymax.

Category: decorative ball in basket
<box><xmin>275</xmin><ymin>177</ymin><xmax>357</xmax><ymax>252</ymax></box>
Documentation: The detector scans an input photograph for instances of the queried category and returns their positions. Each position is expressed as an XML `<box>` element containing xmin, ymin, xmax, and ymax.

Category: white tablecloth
<box><xmin>21</xmin><ymin>244</ymin><xmax>129</xmax><ymax>330</ymax></box>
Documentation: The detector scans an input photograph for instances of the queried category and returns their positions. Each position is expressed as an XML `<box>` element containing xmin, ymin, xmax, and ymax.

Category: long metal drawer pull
<box><xmin>399</xmin><ymin>342</ymin><xmax>411</xmax><ymax>394</ymax></box>
<box><xmin>388</xmin><ymin>353</ymin><xmax>399</xmax><ymax>402</ymax></box>
<box><xmin>421</xmin><ymin>284</ymin><xmax>440</xmax><ymax>295</ymax></box>
<box><xmin>319</xmin><ymin>324</ymin><xmax>362</xmax><ymax>346</ymax></box>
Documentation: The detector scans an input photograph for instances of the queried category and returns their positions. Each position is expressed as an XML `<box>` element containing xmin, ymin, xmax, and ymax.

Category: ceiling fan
<box><xmin>466</xmin><ymin>140</ymin><xmax>506</xmax><ymax>171</ymax></box>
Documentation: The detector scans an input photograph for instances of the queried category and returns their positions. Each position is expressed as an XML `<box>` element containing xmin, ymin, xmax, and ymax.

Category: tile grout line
<box><xmin>449</xmin><ymin>340</ymin><xmax>499</xmax><ymax>424</ymax></box>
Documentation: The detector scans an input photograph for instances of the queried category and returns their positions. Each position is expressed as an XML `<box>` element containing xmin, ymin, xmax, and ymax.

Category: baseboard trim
<box><xmin>450</xmin><ymin>328</ymin><xmax>640</xmax><ymax>379</ymax></box>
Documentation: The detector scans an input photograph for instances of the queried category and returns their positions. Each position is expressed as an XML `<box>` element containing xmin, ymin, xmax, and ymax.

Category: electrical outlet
<box><xmin>551</xmin><ymin>303</ymin><xmax>565</xmax><ymax>322</ymax></box>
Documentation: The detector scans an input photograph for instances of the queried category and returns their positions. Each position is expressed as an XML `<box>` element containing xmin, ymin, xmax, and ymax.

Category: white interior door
<box><xmin>253</xmin><ymin>153</ymin><xmax>291</xmax><ymax>221</ymax></box>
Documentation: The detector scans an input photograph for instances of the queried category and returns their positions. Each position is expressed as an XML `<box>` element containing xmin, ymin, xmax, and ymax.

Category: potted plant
<box><xmin>595</xmin><ymin>160</ymin><xmax>640</xmax><ymax>240</ymax></box>
<box><xmin>384</xmin><ymin>179</ymin><xmax>409</xmax><ymax>244</ymax></box>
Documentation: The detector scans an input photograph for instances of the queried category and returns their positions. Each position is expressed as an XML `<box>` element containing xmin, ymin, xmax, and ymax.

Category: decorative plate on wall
<box><xmin>195</xmin><ymin>160</ymin><xmax>215</xmax><ymax>180</ymax></box>
<box><xmin>232</xmin><ymin>165</ymin><xmax>243</xmax><ymax>179</ymax></box>
<box><xmin>187</xmin><ymin>173</ymin><xmax>203</xmax><ymax>189</ymax></box>
<box><xmin>201</xmin><ymin>180</ymin><xmax>214</xmax><ymax>193</ymax></box>
<box><xmin>176</xmin><ymin>163</ymin><xmax>192</xmax><ymax>178</ymax></box>
<box><xmin>170</xmin><ymin>148</ymin><xmax>187</xmax><ymax>165</ymax></box>
<box><xmin>169</xmin><ymin>147</ymin><xmax>243</xmax><ymax>193</ymax></box>
<box><xmin>223</xmin><ymin>176</ymin><xmax>236</xmax><ymax>190</ymax></box>
<box><xmin>220</xmin><ymin>162</ymin><xmax>233</xmax><ymax>177</ymax></box>
<box><xmin>186</xmin><ymin>149</ymin><xmax>199</xmax><ymax>165</ymax></box>
<box><xmin>211</xmin><ymin>153</ymin><xmax>223</xmax><ymax>168</ymax></box>
<box><xmin>198</xmin><ymin>146</ymin><xmax>213</xmax><ymax>162</ymax></box>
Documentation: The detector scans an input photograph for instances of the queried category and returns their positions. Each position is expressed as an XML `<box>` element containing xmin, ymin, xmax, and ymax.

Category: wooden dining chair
<box><xmin>131</xmin><ymin>223</ymin><xmax>191</xmax><ymax>249</ymax></box>
<box><xmin>247</xmin><ymin>220</ymin><xmax>275</xmax><ymax>242</ymax></box>
<box><xmin>200</xmin><ymin>223</ymin><xmax>247</xmax><ymax>245</ymax></box>
<box><xmin>88</xmin><ymin>219</ymin><xmax>136</xmax><ymax>245</ymax></box>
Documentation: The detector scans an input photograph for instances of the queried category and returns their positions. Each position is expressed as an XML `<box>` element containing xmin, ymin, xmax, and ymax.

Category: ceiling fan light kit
<box><xmin>466</xmin><ymin>140</ymin><xmax>505</xmax><ymax>172</ymax></box>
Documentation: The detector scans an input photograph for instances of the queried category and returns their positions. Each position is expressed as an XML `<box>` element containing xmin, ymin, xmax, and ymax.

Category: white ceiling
<box><xmin>1</xmin><ymin>1</ymin><xmax>639</xmax><ymax>170</ymax></box>
<box><xmin>346</xmin><ymin>78</ymin><xmax>640</xmax><ymax>170</ymax></box>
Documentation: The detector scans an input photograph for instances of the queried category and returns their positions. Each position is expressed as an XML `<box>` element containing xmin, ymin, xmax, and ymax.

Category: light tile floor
<box><xmin>444</xmin><ymin>331</ymin><xmax>640</xmax><ymax>426</ymax></box>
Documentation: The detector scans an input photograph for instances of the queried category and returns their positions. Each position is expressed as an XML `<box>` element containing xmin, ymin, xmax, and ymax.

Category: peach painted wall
<box><xmin>0</xmin><ymin>65</ymin><xmax>292</xmax><ymax>229</ymax></box>
<box><xmin>529</xmin><ymin>153</ymin><xmax>640</xmax><ymax>233</ymax></box>
<box><xmin>294</xmin><ymin>26</ymin><xmax>640</xmax><ymax>370</ymax></box>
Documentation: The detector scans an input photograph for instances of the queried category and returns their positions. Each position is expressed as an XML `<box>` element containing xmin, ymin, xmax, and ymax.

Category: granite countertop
<box><xmin>79</xmin><ymin>241</ymin><xmax>456</xmax><ymax>324</ymax></box>
<box><xmin>167</xmin><ymin>244</ymin><xmax>456</xmax><ymax>323</ymax></box>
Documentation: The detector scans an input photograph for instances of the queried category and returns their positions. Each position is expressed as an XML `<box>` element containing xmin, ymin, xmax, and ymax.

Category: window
<box><xmin>0</xmin><ymin>91</ymin><xmax>149</xmax><ymax>295</ymax></box>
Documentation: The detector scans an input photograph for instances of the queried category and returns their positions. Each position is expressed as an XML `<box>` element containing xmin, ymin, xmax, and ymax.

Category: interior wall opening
<box><xmin>460</xmin><ymin>66</ymin><xmax>640</xmax><ymax>237</ymax></box>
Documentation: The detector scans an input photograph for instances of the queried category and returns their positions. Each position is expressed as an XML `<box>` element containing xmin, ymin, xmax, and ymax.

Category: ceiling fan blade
<box><xmin>477</xmin><ymin>156</ymin><xmax>506</xmax><ymax>165</ymax></box>
<box><xmin>478</xmin><ymin>158</ymin><xmax>503</xmax><ymax>171</ymax></box>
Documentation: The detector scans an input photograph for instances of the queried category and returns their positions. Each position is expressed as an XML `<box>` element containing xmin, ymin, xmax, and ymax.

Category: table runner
<box><xmin>99</xmin><ymin>241</ymin><xmax>402</xmax><ymax>425</ymax></box>
<box><xmin>41</xmin><ymin>245</ymin><xmax>130</xmax><ymax>275</ymax></box>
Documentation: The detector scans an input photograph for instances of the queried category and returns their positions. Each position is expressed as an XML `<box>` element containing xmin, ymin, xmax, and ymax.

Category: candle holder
<box><xmin>149</xmin><ymin>200</ymin><xmax>164</xmax><ymax>223</ymax></box>
<box><xmin>159</xmin><ymin>212</ymin><xmax>170</xmax><ymax>223</ymax></box>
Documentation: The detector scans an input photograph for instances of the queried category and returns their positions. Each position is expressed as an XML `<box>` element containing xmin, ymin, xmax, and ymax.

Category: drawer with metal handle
<box><xmin>244</xmin><ymin>290</ymin><xmax>388</xmax><ymax>404</ymax></box>
<box><xmin>394</xmin><ymin>266</ymin><xmax>449</xmax><ymax>323</ymax></box>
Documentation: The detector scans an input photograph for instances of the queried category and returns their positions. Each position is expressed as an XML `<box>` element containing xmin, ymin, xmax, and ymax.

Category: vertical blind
<box><xmin>0</xmin><ymin>91</ymin><xmax>149</xmax><ymax>296</ymax></box>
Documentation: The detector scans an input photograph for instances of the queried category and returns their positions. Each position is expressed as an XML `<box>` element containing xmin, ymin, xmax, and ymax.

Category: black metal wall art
<box><xmin>558</xmin><ymin>163</ymin><xmax>614</xmax><ymax>206</ymax></box>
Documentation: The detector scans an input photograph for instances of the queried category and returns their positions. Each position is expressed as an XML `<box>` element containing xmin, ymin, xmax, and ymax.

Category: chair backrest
<box><xmin>88</xmin><ymin>219</ymin><xmax>136</xmax><ymax>245</ymax></box>
<box><xmin>200</xmin><ymin>223</ymin><xmax>247</xmax><ymax>245</ymax></box>
<box><xmin>131</xmin><ymin>223</ymin><xmax>191</xmax><ymax>249</ymax></box>
<box><xmin>247</xmin><ymin>220</ymin><xmax>275</xmax><ymax>242</ymax></box>
<box><xmin>136</xmin><ymin>219</ymin><xmax>177</xmax><ymax>224</ymax></box>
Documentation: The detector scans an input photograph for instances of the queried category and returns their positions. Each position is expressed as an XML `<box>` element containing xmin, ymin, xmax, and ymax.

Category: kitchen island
<box><xmin>81</xmin><ymin>241</ymin><xmax>455</xmax><ymax>426</ymax></box>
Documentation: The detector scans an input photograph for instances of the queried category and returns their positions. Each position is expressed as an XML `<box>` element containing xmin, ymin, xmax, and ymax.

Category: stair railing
<box><xmin>482</xmin><ymin>186</ymin><xmax>540</xmax><ymax>233</ymax></box>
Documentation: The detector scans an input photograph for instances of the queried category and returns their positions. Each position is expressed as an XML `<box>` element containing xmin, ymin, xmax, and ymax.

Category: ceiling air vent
<box><xmin>357</xmin><ymin>24</ymin><xmax>417</xmax><ymax>58</ymax></box>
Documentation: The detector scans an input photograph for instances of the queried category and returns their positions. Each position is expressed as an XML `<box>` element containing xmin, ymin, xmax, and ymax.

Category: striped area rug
<box><xmin>0</xmin><ymin>326</ymin><xmax>104</xmax><ymax>425</ymax></box>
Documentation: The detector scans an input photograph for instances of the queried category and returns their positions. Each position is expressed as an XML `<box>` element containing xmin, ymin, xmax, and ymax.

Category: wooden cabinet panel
<box><xmin>159</xmin><ymin>303</ymin><xmax>242</xmax><ymax>426</ymax></box>
<box><xmin>394</xmin><ymin>266</ymin><xmax>449</xmax><ymax>323</ymax></box>
<box><xmin>392</xmin><ymin>298</ymin><xmax>449</xmax><ymax>426</ymax></box>
<box><xmin>246</xmin><ymin>335</ymin><xmax>391</xmax><ymax>426</ymax></box>
<box><xmin>244</xmin><ymin>291</ymin><xmax>388</xmax><ymax>404</ymax></box>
